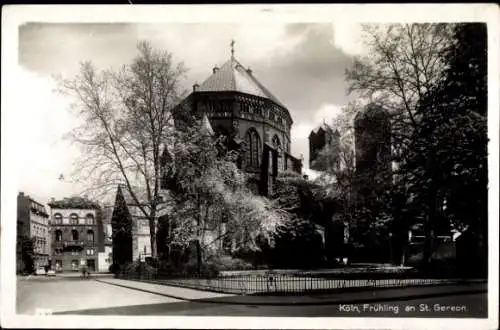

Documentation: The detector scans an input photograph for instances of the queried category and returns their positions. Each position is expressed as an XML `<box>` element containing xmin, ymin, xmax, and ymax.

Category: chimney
<box><xmin>212</xmin><ymin>66</ymin><xmax>220</xmax><ymax>74</ymax></box>
<box><xmin>247</xmin><ymin>67</ymin><xmax>253</xmax><ymax>75</ymax></box>
<box><xmin>193</xmin><ymin>83</ymin><xmax>199</xmax><ymax>92</ymax></box>
<box><xmin>50</xmin><ymin>197</ymin><xmax>55</xmax><ymax>203</ymax></box>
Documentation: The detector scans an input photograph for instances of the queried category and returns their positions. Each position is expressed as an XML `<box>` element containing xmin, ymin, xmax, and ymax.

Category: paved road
<box><xmin>16</xmin><ymin>276</ymin><xmax>182</xmax><ymax>314</ymax></box>
<box><xmin>57</xmin><ymin>292</ymin><xmax>487</xmax><ymax>317</ymax></box>
<box><xmin>17</xmin><ymin>276</ymin><xmax>487</xmax><ymax>317</ymax></box>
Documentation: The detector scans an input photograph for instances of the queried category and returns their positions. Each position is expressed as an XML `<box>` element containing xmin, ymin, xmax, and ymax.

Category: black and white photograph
<box><xmin>1</xmin><ymin>4</ymin><xmax>499</xmax><ymax>329</ymax></box>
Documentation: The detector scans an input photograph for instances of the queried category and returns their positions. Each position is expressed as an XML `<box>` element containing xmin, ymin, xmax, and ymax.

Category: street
<box><xmin>17</xmin><ymin>276</ymin><xmax>487</xmax><ymax>317</ymax></box>
<box><xmin>16</xmin><ymin>276</ymin><xmax>182</xmax><ymax>314</ymax></box>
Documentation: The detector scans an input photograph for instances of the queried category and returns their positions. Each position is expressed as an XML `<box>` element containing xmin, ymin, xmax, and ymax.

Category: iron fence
<box><xmin>118</xmin><ymin>270</ymin><xmax>471</xmax><ymax>295</ymax></box>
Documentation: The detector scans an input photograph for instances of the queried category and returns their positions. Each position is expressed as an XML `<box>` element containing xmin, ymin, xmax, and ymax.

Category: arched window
<box><xmin>55</xmin><ymin>230</ymin><xmax>62</xmax><ymax>242</ymax></box>
<box><xmin>87</xmin><ymin>230</ymin><xmax>94</xmax><ymax>242</ymax></box>
<box><xmin>72</xmin><ymin>229</ymin><xmax>79</xmax><ymax>241</ymax></box>
<box><xmin>85</xmin><ymin>214</ymin><xmax>95</xmax><ymax>225</ymax></box>
<box><xmin>244</xmin><ymin>128</ymin><xmax>261</xmax><ymax>169</ymax></box>
<box><xmin>272</xmin><ymin>135</ymin><xmax>281</xmax><ymax>151</ymax></box>
<box><xmin>53</xmin><ymin>213</ymin><xmax>62</xmax><ymax>225</ymax></box>
<box><xmin>70</xmin><ymin>213</ymin><xmax>78</xmax><ymax>225</ymax></box>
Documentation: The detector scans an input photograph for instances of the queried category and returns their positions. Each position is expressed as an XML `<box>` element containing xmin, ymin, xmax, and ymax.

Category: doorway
<box><xmin>86</xmin><ymin>259</ymin><xmax>96</xmax><ymax>272</ymax></box>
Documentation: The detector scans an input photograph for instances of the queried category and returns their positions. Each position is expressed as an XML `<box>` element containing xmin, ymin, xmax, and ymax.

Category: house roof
<box><xmin>48</xmin><ymin>196</ymin><xmax>100</xmax><ymax>209</ymax></box>
<box><xmin>196</xmin><ymin>57</ymin><xmax>286</xmax><ymax>108</ymax></box>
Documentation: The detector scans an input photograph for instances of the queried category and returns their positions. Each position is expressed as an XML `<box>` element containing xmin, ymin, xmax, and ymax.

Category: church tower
<box><xmin>354</xmin><ymin>103</ymin><xmax>392</xmax><ymax>212</ymax></box>
<box><xmin>308</xmin><ymin>122</ymin><xmax>341</xmax><ymax>172</ymax></box>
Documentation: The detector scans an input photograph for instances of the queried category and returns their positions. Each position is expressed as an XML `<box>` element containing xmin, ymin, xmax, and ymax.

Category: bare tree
<box><xmin>58</xmin><ymin>41</ymin><xmax>187</xmax><ymax>259</ymax></box>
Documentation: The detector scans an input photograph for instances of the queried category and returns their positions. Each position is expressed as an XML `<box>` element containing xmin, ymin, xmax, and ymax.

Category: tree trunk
<box><xmin>423</xmin><ymin>208</ymin><xmax>436</xmax><ymax>266</ymax></box>
<box><xmin>149</xmin><ymin>213</ymin><xmax>157</xmax><ymax>260</ymax></box>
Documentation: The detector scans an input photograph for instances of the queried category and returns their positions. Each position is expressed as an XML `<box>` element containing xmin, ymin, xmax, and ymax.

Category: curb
<box><xmin>94</xmin><ymin>279</ymin><xmax>486</xmax><ymax>306</ymax></box>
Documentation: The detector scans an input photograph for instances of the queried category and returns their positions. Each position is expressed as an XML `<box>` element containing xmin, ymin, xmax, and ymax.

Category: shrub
<box><xmin>119</xmin><ymin>260</ymin><xmax>157</xmax><ymax>280</ymax></box>
<box><xmin>109</xmin><ymin>263</ymin><xmax>121</xmax><ymax>275</ymax></box>
<box><xmin>209</xmin><ymin>255</ymin><xmax>254</xmax><ymax>271</ymax></box>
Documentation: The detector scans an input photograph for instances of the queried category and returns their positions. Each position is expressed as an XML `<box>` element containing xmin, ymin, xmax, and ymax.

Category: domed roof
<box><xmin>197</xmin><ymin>57</ymin><xmax>286</xmax><ymax>108</ymax></box>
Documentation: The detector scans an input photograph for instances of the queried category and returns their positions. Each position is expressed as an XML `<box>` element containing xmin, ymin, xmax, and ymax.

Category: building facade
<box><xmin>48</xmin><ymin>197</ymin><xmax>104</xmax><ymax>272</ymax></box>
<box><xmin>111</xmin><ymin>185</ymin><xmax>155</xmax><ymax>266</ymax></box>
<box><xmin>17</xmin><ymin>192</ymin><xmax>51</xmax><ymax>270</ymax></box>
<box><xmin>98</xmin><ymin>208</ymin><xmax>114</xmax><ymax>272</ymax></box>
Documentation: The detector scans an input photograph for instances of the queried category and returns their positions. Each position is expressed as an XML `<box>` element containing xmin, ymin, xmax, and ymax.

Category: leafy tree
<box><xmin>403</xmin><ymin>23</ymin><xmax>487</xmax><ymax>267</ymax></box>
<box><xmin>160</xmin><ymin>121</ymin><xmax>289</xmax><ymax>271</ymax></box>
<box><xmin>344</xmin><ymin>24</ymin><xmax>456</xmax><ymax>265</ymax></box>
<box><xmin>266</xmin><ymin>215</ymin><xmax>325</xmax><ymax>269</ymax></box>
<box><xmin>58</xmin><ymin>41</ymin><xmax>187</xmax><ymax>259</ymax></box>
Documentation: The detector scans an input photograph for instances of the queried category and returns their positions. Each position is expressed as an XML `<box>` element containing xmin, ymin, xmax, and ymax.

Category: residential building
<box><xmin>98</xmin><ymin>207</ymin><xmax>113</xmax><ymax>272</ymax></box>
<box><xmin>17</xmin><ymin>192</ymin><xmax>50</xmax><ymax>270</ymax></box>
<box><xmin>48</xmin><ymin>196</ymin><xmax>104</xmax><ymax>272</ymax></box>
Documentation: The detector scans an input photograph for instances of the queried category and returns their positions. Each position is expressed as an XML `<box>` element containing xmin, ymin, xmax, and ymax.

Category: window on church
<box><xmin>245</xmin><ymin>128</ymin><xmax>261</xmax><ymax>169</ymax></box>
<box><xmin>272</xmin><ymin>135</ymin><xmax>281</xmax><ymax>151</ymax></box>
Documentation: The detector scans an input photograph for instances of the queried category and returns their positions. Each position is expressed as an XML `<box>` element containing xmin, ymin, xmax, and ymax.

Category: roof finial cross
<box><xmin>230</xmin><ymin>39</ymin><xmax>235</xmax><ymax>59</ymax></box>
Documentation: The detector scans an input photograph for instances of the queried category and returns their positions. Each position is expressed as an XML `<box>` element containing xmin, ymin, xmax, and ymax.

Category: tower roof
<box><xmin>200</xmin><ymin>113</ymin><xmax>215</xmax><ymax>136</ymax></box>
<box><xmin>197</xmin><ymin>57</ymin><xmax>286</xmax><ymax>108</ymax></box>
<box><xmin>355</xmin><ymin>103</ymin><xmax>389</xmax><ymax>122</ymax></box>
<box><xmin>309</xmin><ymin>122</ymin><xmax>336</xmax><ymax>137</ymax></box>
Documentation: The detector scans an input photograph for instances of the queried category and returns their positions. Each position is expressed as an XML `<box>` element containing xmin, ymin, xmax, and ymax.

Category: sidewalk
<box><xmin>57</xmin><ymin>272</ymin><xmax>113</xmax><ymax>278</ymax></box>
<box><xmin>95</xmin><ymin>278</ymin><xmax>487</xmax><ymax>306</ymax></box>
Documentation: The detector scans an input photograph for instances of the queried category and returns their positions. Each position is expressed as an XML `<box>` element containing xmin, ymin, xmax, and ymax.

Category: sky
<box><xmin>14</xmin><ymin>22</ymin><xmax>366</xmax><ymax>204</ymax></box>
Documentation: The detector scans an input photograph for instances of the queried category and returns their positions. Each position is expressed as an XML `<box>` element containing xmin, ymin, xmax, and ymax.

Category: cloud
<box><xmin>14</xmin><ymin>22</ymin><xmax>358</xmax><ymax>200</ymax></box>
<box><xmin>19</xmin><ymin>23</ymin><xmax>139</xmax><ymax>76</ymax></box>
<box><xmin>244</xmin><ymin>23</ymin><xmax>355</xmax><ymax>126</ymax></box>
<box><xmin>331</xmin><ymin>22</ymin><xmax>366</xmax><ymax>56</ymax></box>
<box><xmin>11</xmin><ymin>66</ymin><xmax>81</xmax><ymax>202</ymax></box>
<box><xmin>134</xmin><ymin>23</ymin><xmax>302</xmax><ymax>90</ymax></box>
<box><xmin>290</xmin><ymin>103</ymin><xmax>344</xmax><ymax>168</ymax></box>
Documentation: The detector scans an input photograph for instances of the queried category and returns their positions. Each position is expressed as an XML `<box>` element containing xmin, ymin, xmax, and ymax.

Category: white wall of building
<box><xmin>98</xmin><ymin>246</ymin><xmax>113</xmax><ymax>272</ymax></box>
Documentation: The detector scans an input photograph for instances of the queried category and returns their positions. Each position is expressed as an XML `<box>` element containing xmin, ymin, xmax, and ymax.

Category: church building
<box><xmin>172</xmin><ymin>43</ymin><xmax>303</xmax><ymax>196</ymax></box>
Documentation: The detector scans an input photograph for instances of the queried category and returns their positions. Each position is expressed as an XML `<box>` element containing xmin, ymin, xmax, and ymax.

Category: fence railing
<box><xmin>118</xmin><ymin>270</ymin><xmax>474</xmax><ymax>295</ymax></box>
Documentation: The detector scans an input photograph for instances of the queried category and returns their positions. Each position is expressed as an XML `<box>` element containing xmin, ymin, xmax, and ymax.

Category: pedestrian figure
<box><xmin>81</xmin><ymin>264</ymin><xmax>89</xmax><ymax>279</ymax></box>
<box><xmin>266</xmin><ymin>271</ymin><xmax>277</xmax><ymax>292</ymax></box>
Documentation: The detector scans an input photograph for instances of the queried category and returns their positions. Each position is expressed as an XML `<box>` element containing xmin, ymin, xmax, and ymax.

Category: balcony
<box><xmin>53</xmin><ymin>240</ymin><xmax>89</xmax><ymax>248</ymax></box>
